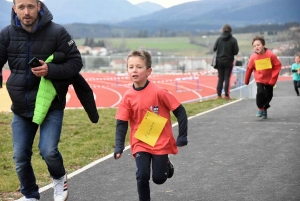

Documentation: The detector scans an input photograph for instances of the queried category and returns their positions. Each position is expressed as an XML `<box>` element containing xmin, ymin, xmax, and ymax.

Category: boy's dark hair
<box><xmin>252</xmin><ymin>36</ymin><xmax>265</xmax><ymax>46</ymax></box>
<box><xmin>127</xmin><ymin>50</ymin><xmax>152</xmax><ymax>69</ymax></box>
<box><xmin>222</xmin><ymin>24</ymin><xmax>232</xmax><ymax>33</ymax></box>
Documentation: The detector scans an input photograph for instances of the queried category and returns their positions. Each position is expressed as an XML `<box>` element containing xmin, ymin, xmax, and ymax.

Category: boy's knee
<box><xmin>136</xmin><ymin>170</ymin><xmax>150</xmax><ymax>182</ymax></box>
<box><xmin>152</xmin><ymin>175</ymin><xmax>167</xmax><ymax>185</ymax></box>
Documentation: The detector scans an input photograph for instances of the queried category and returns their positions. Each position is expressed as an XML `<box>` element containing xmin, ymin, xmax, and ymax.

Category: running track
<box><xmin>1</xmin><ymin>70</ymin><xmax>292</xmax><ymax>108</ymax></box>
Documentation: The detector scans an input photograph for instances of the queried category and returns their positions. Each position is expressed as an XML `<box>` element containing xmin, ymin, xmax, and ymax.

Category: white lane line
<box><xmin>101</xmin><ymin>86</ymin><xmax>123</xmax><ymax>107</ymax></box>
<box><xmin>16</xmin><ymin>99</ymin><xmax>242</xmax><ymax>201</ymax></box>
<box><xmin>159</xmin><ymin>82</ymin><xmax>202</xmax><ymax>99</ymax></box>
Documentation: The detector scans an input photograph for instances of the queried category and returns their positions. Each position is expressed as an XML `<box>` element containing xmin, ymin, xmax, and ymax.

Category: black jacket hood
<box><xmin>11</xmin><ymin>1</ymin><xmax>53</xmax><ymax>30</ymax></box>
<box><xmin>220</xmin><ymin>32</ymin><xmax>232</xmax><ymax>41</ymax></box>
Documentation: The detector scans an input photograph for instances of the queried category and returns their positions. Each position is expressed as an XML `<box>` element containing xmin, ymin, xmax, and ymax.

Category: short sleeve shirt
<box><xmin>116</xmin><ymin>82</ymin><xmax>181</xmax><ymax>155</ymax></box>
<box><xmin>292</xmin><ymin>63</ymin><xmax>300</xmax><ymax>81</ymax></box>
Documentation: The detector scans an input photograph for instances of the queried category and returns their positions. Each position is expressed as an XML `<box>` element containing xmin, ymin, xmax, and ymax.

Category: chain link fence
<box><xmin>3</xmin><ymin>55</ymin><xmax>293</xmax><ymax>101</ymax></box>
<box><xmin>81</xmin><ymin>55</ymin><xmax>293</xmax><ymax>101</ymax></box>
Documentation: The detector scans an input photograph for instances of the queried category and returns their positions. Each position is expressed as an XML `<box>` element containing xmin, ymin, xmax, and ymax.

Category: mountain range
<box><xmin>0</xmin><ymin>0</ymin><xmax>164</xmax><ymax>29</ymax></box>
<box><xmin>0</xmin><ymin>0</ymin><xmax>299</xmax><ymax>35</ymax></box>
<box><xmin>118</xmin><ymin>0</ymin><xmax>300</xmax><ymax>31</ymax></box>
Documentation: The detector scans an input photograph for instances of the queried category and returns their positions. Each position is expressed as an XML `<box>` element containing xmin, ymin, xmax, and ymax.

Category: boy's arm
<box><xmin>244</xmin><ymin>57</ymin><xmax>254</xmax><ymax>85</ymax></box>
<box><xmin>291</xmin><ymin>64</ymin><xmax>297</xmax><ymax>72</ymax></box>
<box><xmin>114</xmin><ymin>119</ymin><xmax>128</xmax><ymax>159</ymax></box>
<box><xmin>172</xmin><ymin>104</ymin><xmax>188</xmax><ymax>146</ymax></box>
<box><xmin>269</xmin><ymin>55</ymin><xmax>282</xmax><ymax>86</ymax></box>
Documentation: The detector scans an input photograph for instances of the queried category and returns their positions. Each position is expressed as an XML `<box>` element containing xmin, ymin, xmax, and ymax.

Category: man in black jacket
<box><xmin>213</xmin><ymin>24</ymin><xmax>239</xmax><ymax>99</ymax></box>
<box><xmin>0</xmin><ymin>0</ymin><xmax>83</xmax><ymax>200</ymax></box>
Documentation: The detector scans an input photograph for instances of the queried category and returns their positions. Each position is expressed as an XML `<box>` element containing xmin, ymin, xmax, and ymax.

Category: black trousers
<box><xmin>256</xmin><ymin>82</ymin><xmax>273</xmax><ymax>109</ymax></box>
<box><xmin>293</xmin><ymin>80</ymin><xmax>299</xmax><ymax>95</ymax></box>
<box><xmin>216</xmin><ymin>60</ymin><xmax>233</xmax><ymax>97</ymax></box>
<box><xmin>135</xmin><ymin>152</ymin><xmax>169</xmax><ymax>201</ymax></box>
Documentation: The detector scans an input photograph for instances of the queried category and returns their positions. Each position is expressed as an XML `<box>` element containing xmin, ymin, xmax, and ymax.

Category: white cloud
<box><xmin>127</xmin><ymin>0</ymin><xmax>198</xmax><ymax>8</ymax></box>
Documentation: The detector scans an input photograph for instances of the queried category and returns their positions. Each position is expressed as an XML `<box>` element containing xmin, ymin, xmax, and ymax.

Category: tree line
<box><xmin>67</xmin><ymin>22</ymin><xmax>299</xmax><ymax>39</ymax></box>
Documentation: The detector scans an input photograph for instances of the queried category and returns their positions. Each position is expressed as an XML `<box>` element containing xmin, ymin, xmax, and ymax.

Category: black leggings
<box><xmin>216</xmin><ymin>60</ymin><xmax>233</xmax><ymax>96</ymax></box>
<box><xmin>293</xmin><ymin>80</ymin><xmax>299</xmax><ymax>95</ymax></box>
<box><xmin>135</xmin><ymin>152</ymin><xmax>169</xmax><ymax>201</ymax></box>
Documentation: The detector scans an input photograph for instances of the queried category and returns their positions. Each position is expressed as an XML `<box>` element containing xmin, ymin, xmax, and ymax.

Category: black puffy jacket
<box><xmin>213</xmin><ymin>32</ymin><xmax>239</xmax><ymax>63</ymax></box>
<box><xmin>0</xmin><ymin>2</ymin><xmax>83</xmax><ymax>117</ymax></box>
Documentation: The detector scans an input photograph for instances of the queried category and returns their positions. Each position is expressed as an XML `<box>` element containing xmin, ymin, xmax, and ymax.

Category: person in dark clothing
<box><xmin>235</xmin><ymin>56</ymin><xmax>243</xmax><ymax>66</ymax></box>
<box><xmin>213</xmin><ymin>24</ymin><xmax>239</xmax><ymax>99</ymax></box>
<box><xmin>0</xmin><ymin>69</ymin><xmax>2</xmax><ymax>88</ymax></box>
<box><xmin>0</xmin><ymin>0</ymin><xmax>84</xmax><ymax>200</ymax></box>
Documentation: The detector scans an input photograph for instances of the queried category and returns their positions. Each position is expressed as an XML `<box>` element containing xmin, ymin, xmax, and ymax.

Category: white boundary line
<box><xmin>15</xmin><ymin>99</ymin><xmax>242</xmax><ymax>200</ymax></box>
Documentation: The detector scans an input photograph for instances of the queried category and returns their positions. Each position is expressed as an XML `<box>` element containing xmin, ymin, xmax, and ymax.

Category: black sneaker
<box><xmin>167</xmin><ymin>160</ymin><xmax>174</xmax><ymax>178</ymax></box>
<box><xmin>261</xmin><ymin>110</ymin><xmax>267</xmax><ymax>119</ymax></box>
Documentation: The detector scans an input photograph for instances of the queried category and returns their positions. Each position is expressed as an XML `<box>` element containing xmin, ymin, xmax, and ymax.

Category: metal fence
<box><xmin>81</xmin><ymin>55</ymin><xmax>293</xmax><ymax>101</ymax></box>
<box><xmin>81</xmin><ymin>55</ymin><xmax>294</xmax><ymax>74</ymax></box>
<box><xmin>3</xmin><ymin>55</ymin><xmax>293</xmax><ymax>102</ymax></box>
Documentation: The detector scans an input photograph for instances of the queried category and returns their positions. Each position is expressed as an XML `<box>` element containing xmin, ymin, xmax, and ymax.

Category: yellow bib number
<box><xmin>255</xmin><ymin>58</ymin><xmax>272</xmax><ymax>70</ymax></box>
<box><xmin>134</xmin><ymin>111</ymin><xmax>167</xmax><ymax>147</ymax></box>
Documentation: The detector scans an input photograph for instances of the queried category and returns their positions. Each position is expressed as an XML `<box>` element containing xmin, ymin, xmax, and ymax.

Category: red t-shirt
<box><xmin>115</xmin><ymin>82</ymin><xmax>181</xmax><ymax>156</ymax></box>
<box><xmin>244</xmin><ymin>49</ymin><xmax>281</xmax><ymax>86</ymax></box>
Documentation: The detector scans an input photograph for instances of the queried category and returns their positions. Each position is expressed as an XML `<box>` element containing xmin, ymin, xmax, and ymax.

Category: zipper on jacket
<box><xmin>25</xmin><ymin>34</ymin><xmax>31</xmax><ymax>116</ymax></box>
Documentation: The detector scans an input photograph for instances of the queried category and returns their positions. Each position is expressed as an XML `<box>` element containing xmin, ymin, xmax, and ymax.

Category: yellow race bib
<box><xmin>255</xmin><ymin>58</ymin><xmax>272</xmax><ymax>70</ymax></box>
<box><xmin>134</xmin><ymin>111</ymin><xmax>167</xmax><ymax>147</ymax></box>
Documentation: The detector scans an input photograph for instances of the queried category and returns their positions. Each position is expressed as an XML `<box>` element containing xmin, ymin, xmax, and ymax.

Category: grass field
<box><xmin>0</xmin><ymin>98</ymin><xmax>232</xmax><ymax>200</ymax></box>
<box><xmin>75</xmin><ymin>31</ymin><xmax>288</xmax><ymax>57</ymax></box>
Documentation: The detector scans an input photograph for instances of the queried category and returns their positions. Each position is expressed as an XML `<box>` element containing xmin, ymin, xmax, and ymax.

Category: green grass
<box><xmin>75</xmin><ymin>31</ymin><xmax>288</xmax><ymax>56</ymax></box>
<box><xmin>77</xmin><ymin>37</ymin><xmax>205</xmax><ymax>56</ymax></box>
<box><xmin>0</xmin><ymin>98</ymin><xmax>232</xmax><ymax>200</ymax></box>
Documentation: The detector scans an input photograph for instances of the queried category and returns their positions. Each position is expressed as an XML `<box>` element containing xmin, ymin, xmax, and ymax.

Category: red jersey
<box><xmin>244</xmin><ymin>49</ymin><xmax>281</xmax><ymax>86</ymax></box>
<box><xmin>115</xmin><ymin>82</ymin><xmax>181</xmax><ymax>156</ymax></box>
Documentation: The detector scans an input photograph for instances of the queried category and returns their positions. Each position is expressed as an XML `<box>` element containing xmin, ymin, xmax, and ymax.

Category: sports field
<box><xmin>0</xmin><ymin>70</ymin><xmax>226</xmax><ymax>111</ymax></box>
<box><xmin>1</xmin><ymin>69</ymin><xmax>292</xmax><ymax>112</ymax></box>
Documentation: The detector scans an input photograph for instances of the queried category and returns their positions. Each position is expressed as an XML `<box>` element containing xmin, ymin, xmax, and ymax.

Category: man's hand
<box><xmin>31</xmin><ymin>60</ymin><xmax>48</xmax><ymax>77</ymax></box>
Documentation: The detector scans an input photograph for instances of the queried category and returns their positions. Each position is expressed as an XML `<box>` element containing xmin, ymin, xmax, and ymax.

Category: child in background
<box><xmin>114</xmin><ymin>50</ymin><xmax>188</xmax><ymax>201</ymax></box>
<box><xmin>291</xmin><ymin>54</ymin><xmax>300</xmax><ymax>96</ymax></box>
<box><xmin>244</xmin><ymin>36</ymin><xmax>282</xmax><ymax>119</ymax></box>
<box><xmin>235</xmin><ymin>56</ymin><xmax>243</xmax><ymax>66</ymax></box>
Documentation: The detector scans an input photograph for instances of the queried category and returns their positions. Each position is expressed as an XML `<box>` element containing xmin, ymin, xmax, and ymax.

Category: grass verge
<box><xmin>0</xmin><ymin>98</ymin><xmax>232</xmax><ymax>200</ymax></box>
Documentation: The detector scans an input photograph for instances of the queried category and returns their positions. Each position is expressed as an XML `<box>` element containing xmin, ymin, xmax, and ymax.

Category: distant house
<box><xmin>91</xmin><ymin>47</ymin><xmax>107</xmax><ymax>56</ymax></box>
<box><xmin>272</xmin><ymin>48</ymin><xmax>281</xmax><ymax>55</ymax></box>
<box><xmin>109</xmin><ymin>58</ymin><xmax>127</xmax><ymax>69</ymax></box>
<box><xmin>153</xmin><ymin>61</ymin><xmax>178</xmax><ymax>71</ymax></box>
<box><xmin>78</xmin><ymin>46</ymin><xmax>92</xmax><ymax>55</ymax></box>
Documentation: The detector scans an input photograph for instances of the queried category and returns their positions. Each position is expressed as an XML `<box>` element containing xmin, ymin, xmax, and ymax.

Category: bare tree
<box><xmin>282</xmin><ymin>26</ymin><xmax>300</xmax><ymax>56</ymax></box>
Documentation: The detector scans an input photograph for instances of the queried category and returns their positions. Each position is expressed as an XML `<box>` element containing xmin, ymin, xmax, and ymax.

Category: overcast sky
<box><xmin>127</xmin><ymin>0</ymin><xmax>198</xmax><ymax>8</ymax></box>
<box><xmin>5</xmin><ymin>0</ymin><xmax>198</xmax><ymax>8</ymax></box>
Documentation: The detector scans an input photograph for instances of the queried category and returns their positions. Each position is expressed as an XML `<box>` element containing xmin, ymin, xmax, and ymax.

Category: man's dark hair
<box><xmin>13</xmin><ymin>0</ymin><xmax>39</xmax><ymax>4</ymax></box>
<box><xmin>222</xmin><ymin>24</ymin><xmax>232</xmax><ymax>33</ymax></box>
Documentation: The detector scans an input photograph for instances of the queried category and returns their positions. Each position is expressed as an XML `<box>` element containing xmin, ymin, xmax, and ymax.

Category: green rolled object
<box><xmin>32</xmin><ymin>54</ymin><xmax>57</xmax><ymax>125</ymax></box>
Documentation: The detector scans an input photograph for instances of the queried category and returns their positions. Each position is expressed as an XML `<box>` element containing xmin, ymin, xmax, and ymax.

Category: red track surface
<box><xmin>2</xmin><ymin>70</ymin><xmax>292</xmax><ymax>108</ymax></box>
